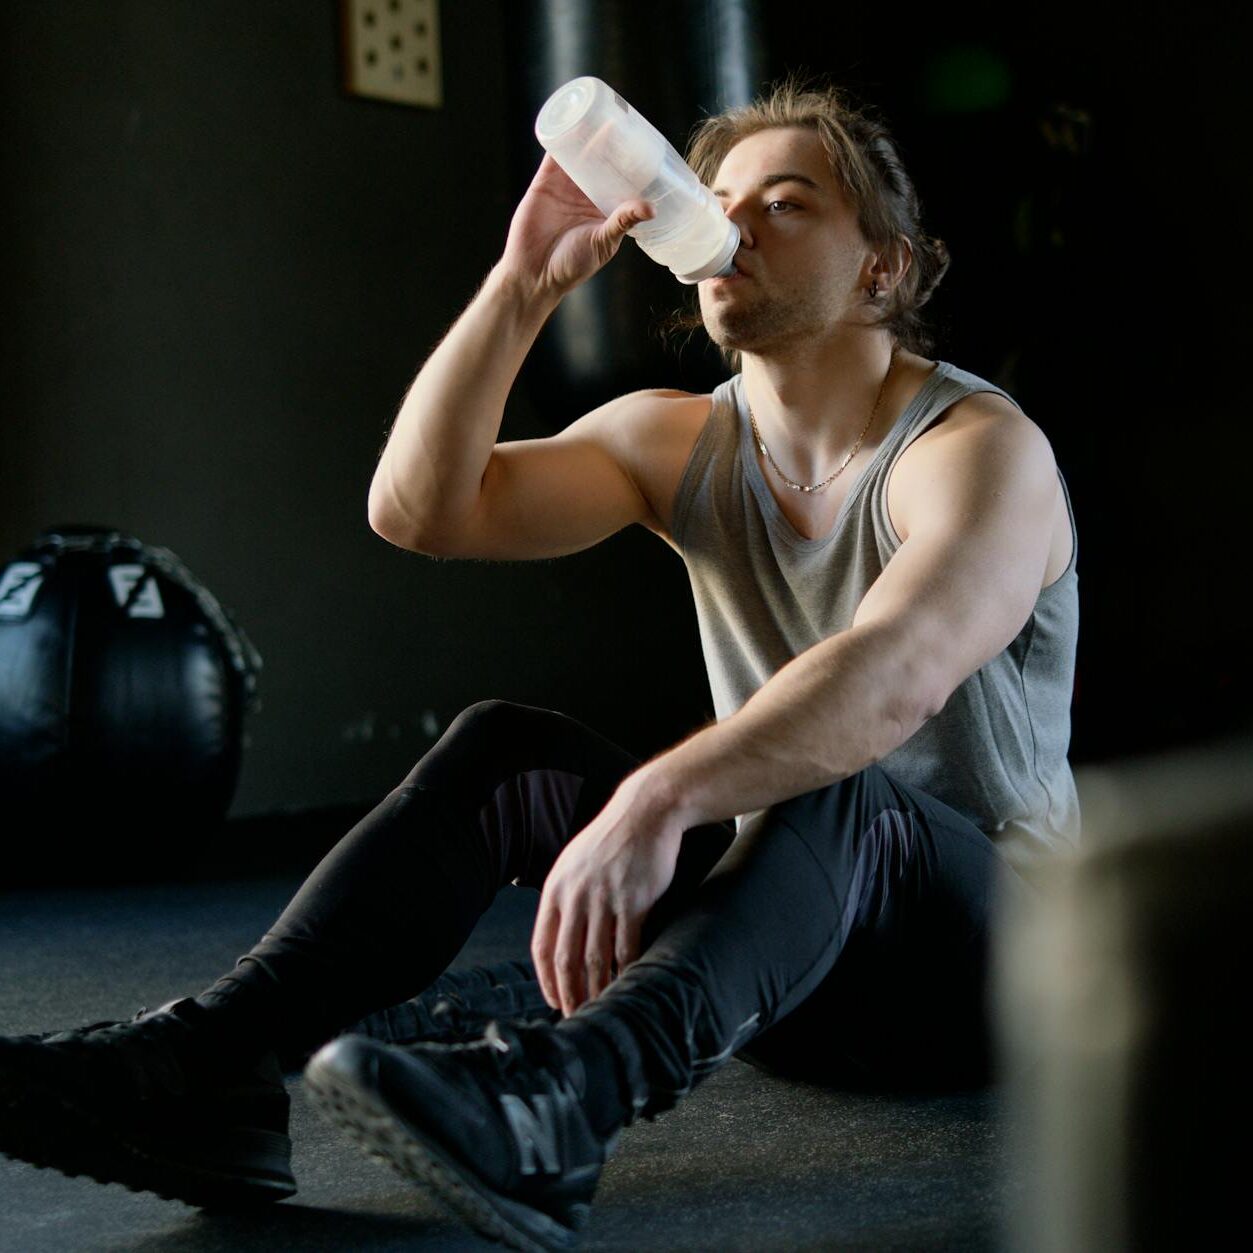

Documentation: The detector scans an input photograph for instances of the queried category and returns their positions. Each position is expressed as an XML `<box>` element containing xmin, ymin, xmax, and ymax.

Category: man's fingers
<box><xmin>615</xmin><ymin>912</ymin><xmax>642</xmax><ymax>976</ymax></box>
<box><xmin>606</xmin><ymin>200</ymin><xmax>653</xmax><ymax>243</ymax></box>
<box><xmin>531</xmin><ymin>896</ymin><xmax>562</xmax><ymax>1010</ymax></box>
<box><xmin>554</xmin><ymin>911</ymin><xmax>587</xmax><ymax>1017</ymax></box>
<box><xmin>584</xmin><ymin>902</ymin><xmax>616</xmax><ymax>1002</ymax></box>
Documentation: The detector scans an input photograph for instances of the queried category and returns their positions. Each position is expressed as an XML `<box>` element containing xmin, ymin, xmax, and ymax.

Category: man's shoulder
<box><xmin>595</xmin><ymin>389</ymin><xmax>716</xmax><ymax>546</ymax></box>
<box><xmin>621</xmin><ymin>386</ymin><xmax>710</xmax><ymax>402</ymax></box>
<box><xmin>893</xmin><ymin>384</ymin><xmax>1058</xmax><ymax>519</ymax></box>
<box><xmin>608</xmin><ymin>386</ymin><xmax>712</xmax><ymax>419</ymax></box>
<box><xmin>913</xmin><ymin>377</ymin><xmax>1049</xmax><ymax>461</ymax></box>
<box><xmin>604</xmin><ymin>387</ymin><xmax>715</xmax><ymax>443</ymax></box>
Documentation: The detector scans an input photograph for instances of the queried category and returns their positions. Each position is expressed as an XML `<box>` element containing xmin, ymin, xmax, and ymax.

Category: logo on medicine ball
<box><xmin>109</xmin><ymin>564</ymin><xmax>165</xmax><ymax>619</ymax></box>
<box><xmin>0</xmin><ymin>563</ymin><xmax>44</xmax><ymax>619</ymax></box>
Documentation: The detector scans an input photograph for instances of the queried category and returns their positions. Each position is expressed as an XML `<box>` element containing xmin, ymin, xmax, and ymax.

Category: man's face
<box><xmin>698</xmin><ymin>126</ymin><xmax>870</xmax><ymax>356</ymax></box>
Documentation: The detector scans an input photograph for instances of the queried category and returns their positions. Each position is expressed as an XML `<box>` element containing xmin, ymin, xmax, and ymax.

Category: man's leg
<box><xmin>192</xmin><ymin>698</ymin><xmax>734</xmax><ymax>1067</ymax></box>
<box><xmin>566</xmin><ymin>762</ymin><xmax>1028</xmax><ymax>1121</ymax></box>
<box><xmin>302</xmin><ymin>762</ymin><xmax>1024</xmax><ymax>1250</ymax></box>
<box><xmin>0</xmin><ymin>700</ymin><xmax>737</xmax><ymax>1206</ymax></box>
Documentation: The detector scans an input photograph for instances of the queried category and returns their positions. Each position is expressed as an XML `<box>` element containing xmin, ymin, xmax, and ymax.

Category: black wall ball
<box><xmin>0</xmin><ymin>525</ymin><xmax>262</xmax><ymax>882</ymax></box>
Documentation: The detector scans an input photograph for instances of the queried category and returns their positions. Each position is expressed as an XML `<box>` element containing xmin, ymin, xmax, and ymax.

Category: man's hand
<box><xmin>531</xmin><ymin>766</ymin><xmax>685</xmax><ymax>1017</ymax></box>
<box><xmin>500</xmin><ymin>153</ymin><xmax>655</xmax><ymax>303</ymax></box>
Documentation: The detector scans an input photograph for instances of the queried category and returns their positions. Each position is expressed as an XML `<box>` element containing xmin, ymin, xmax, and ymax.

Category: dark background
<box><xmin>2</xmin><ymin>0</ymin><xmax>1248</xmax><ymax>824</ymax></box>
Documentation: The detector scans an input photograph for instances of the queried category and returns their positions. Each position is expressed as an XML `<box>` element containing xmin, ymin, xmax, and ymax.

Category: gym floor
<box><xmin>0</xmin><ymin>810</ymin><xmax>1010</xmax><ymax>1252</ymax></box>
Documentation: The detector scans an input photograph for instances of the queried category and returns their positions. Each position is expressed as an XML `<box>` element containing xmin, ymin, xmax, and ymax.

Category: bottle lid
<box><xmin>535</xmin><ymin>77</ymin><xmax>600</xmax><ymax>145</ymax></box>
<box><xmin>673</xmin><ymin>223</ymin><xmax>741</xmax><ymax>285</ymax></box>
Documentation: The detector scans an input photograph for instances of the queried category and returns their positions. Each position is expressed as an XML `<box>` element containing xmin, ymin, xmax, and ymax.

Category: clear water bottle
<box><xmin>534</xmin><ymin>76</ymin><xmax>740</xmax><ymax>285</ymax></box>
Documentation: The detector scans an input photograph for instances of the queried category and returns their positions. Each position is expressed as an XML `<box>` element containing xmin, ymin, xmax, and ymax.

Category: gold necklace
<box><xmin>748</xmin><ymin>343</ymin><xmax>900</xmax><ymax>493</ymax></box>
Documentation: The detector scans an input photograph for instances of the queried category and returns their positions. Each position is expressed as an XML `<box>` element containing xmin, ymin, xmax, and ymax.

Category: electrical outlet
<box><xmin>342</xmin><ymin>0</ymin><xmax>442</xmax><ymax>109</ymax></box>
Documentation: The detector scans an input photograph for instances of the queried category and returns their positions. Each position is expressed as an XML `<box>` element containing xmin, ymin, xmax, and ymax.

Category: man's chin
<box><xmin>702</xmin><ymin>315</ymin><xmax>761</xmax><ymax>353</ymax></box>
<box><xmin>704</xmin><ymin>323</ymin><xmax>789</xmax><ymax>358</ymax></box>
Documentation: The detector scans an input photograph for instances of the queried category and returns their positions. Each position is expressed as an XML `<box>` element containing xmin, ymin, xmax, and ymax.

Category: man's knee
<box><xmin>442</xmin><ymin>699</ymin><xmax>524</xmax><ymax>744</ymax></box>
<box><xmin>435</xmin><ymin>698</ymin><xmax>573</xmax><ymax>759</ymax></box>
<box><xmin>402</xmin><ymin>699</ymin><xmax>536</xmax><ymax>795</ymax></box>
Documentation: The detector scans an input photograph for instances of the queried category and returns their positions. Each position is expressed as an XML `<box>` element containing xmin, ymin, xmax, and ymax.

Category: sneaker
<box><xmin>305</xmin><ymin>1020</ymin><xmax>619</xmax><ymax>1252</ymax></box>
<box><xmin>0</xmin><ymin>998</ymin><xmax>295</xmax><ymax>1207</ymax></box>
<box><xmin>349</xmin><ymin>959</ymin><xmax>561</xmax><ymax>1050</ymax></box>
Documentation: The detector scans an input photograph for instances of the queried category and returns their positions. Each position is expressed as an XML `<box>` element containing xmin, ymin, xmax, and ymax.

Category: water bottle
<box><xmin>534</xmin><ymin>76</ymin><xmax>740</xmax><ymax>285</ymax></box>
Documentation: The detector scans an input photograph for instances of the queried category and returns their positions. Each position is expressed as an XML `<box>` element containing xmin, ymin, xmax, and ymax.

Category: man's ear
<box><xmin>871</xmin><ymin>236</ymin><xmax>913</xmax><ymax>293</ymax></box>
<box><xmin>893</xmin><ymin>235</ymin><xmax>914</xmax><ymax>286</ymax></box>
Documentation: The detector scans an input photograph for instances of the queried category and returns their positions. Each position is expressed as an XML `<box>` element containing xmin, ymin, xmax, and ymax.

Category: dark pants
<box><xmin>223</xmin><ymin>701</ymin><xmax>1025</xmax><ymax>1120</ymax></box>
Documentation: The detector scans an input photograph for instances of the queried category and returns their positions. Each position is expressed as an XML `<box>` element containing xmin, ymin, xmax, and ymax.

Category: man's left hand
<box><xmin>530</xmin><ymin>766</ymin><xmax>685</xmax><ymax>1017</ymax></box>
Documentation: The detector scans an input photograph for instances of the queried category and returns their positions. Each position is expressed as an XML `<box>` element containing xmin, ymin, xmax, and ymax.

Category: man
<box><xmin>0</xmin><ymin>79</ymin><xmax>1077</xmax><ymax>1252</ymax></box>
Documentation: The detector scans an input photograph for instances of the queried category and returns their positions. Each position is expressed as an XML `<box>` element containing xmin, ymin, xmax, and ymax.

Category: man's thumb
<box><xmin>613</xmin><ymin>200</ymin><xmax>653</xmax><ymax>235</ymax></box>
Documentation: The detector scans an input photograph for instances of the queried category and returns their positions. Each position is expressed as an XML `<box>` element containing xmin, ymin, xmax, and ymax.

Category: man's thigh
<box><xmin>734</xmin><ymin>769</ymin><xmax>1024</xmax><ymax>1091</ymax></box>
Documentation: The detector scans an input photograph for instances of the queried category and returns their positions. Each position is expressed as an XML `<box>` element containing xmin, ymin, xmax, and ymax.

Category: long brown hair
<box><xmin>661</xmin><ymin>72</ymin><xmax>951</xmax><ymax>370</ymax></box>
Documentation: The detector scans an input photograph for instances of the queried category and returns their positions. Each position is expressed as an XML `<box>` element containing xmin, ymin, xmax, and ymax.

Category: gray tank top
<box><xmin>670</xmin><ymin>361</ymin><xmax>1080</xmax><ymax>879</ymax></box>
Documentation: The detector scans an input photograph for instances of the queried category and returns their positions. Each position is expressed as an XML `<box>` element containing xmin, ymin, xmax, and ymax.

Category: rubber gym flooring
<box><xmin>1</xmin><ymin>809</ymin><xmax>1010</xmax><ymax>1252</ymax></box>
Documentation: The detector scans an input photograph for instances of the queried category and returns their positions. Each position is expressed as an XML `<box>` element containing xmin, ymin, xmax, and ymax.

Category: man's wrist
<box><xmin>619</xmin><ymin>751</ymin><xmax>702</xmax><ymax>833</ymax></box>
<box><xmin>487</xmin><ymin>261</ymin><xmax>564</xmax><ymax>317</ymax></box>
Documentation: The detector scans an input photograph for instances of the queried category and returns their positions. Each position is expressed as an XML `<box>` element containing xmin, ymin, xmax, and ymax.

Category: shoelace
<box><xmin>482</xmin><ymin>1022</ymin><xmax>576</xmax><ymax>1091</ymax></box>
<box><xmin>19</xmin><ymin>1005</ymin><xmax>148</xmax><ymax>1046</ymax></box>
<box><xmin>409</xmin><ymin>1021</ymin><xmax>547</xmax><ymax>1078</ymax></box>
<box><xmin>31</xmin><ymin>1006</ymin><xmax>192</xmax><ymax>1100</ymax></box>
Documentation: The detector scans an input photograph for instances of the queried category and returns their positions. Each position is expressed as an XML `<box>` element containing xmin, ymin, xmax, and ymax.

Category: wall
<box><xmin>0</xmin><ymin>1</ymin><xmax>710</xmax><ymax>818</ymax></box>
<box><xmin>3</xmin><ymin>1</ymin><xmax>1249</xmax><ymax>822</ymax></box>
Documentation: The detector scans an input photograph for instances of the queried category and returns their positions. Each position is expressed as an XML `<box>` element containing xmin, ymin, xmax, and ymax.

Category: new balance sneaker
<box><xmin>305</xmin><ymin>1020</ymin><xmax>619</xmax><ymax>1252</ymax></box>
<box><xmin>348</xmin><ymin>959</ymin><xmax>560</xmax><ymax>1049</ymax></box>
<box><xmin>0</xmin><ymin>998</ymin><xmax>295</xmax><ymax>1207</ymax></box>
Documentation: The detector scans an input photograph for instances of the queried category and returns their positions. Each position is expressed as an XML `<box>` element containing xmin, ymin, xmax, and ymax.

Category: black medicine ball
<box><xmin>0</xmin><ymin>525</ymin><xmax>262</xmax><ymax>881</ymax></box>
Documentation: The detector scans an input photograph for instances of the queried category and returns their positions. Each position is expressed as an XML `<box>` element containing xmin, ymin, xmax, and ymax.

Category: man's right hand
<box><xmin>497</xmin><ymin>153</ymin><xmax>655</xmax><ymax>302</ymax></box>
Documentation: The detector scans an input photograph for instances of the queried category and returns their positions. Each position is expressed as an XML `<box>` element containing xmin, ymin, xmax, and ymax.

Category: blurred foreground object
<box><xmin>996</xmin><ymin>734</ymin><xmax>1252</xmax><ymax>1251</ymax></box>
<box><xmin>0</xmin><ymin>525</ymin><xmax>262</xmax><ymax>883</ymax></box>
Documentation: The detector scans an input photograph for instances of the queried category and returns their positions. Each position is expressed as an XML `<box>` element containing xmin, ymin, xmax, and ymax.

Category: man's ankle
<box><xmin>554</xmin><ymin>1013</ymin><xmax>649</xmax><ymax>1134</ymax></box>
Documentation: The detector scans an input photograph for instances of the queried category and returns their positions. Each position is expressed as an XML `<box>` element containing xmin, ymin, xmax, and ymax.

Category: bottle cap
<box><xmin>673</xmin><ymin>223</ymin><xmax>741</xmax><ymax>285</ymax></box>
<box><xmin>535</xmin><ymin>77</ymin><xmax>598</xmax><ymax>144</ymax></box>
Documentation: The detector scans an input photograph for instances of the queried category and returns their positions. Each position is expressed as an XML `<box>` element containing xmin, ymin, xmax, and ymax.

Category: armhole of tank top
<box><xmin>874</xmin><ymin>402</ymin><xmax>957</xmax><ymax>552</ymax></box>
<box><xmin>1054</xmin><ymin>466</ymin><xmax>1079</xmax><ymax>581</ymax></box>
<box><xmin>670</xmin><ymin>390</ymin><xmax>723</xmax><ymax>551</ymax></box>
<box><xmin>875</xmin><ymin>381</ymin><xmax>1025</xmax><ymax>552</ymax></box>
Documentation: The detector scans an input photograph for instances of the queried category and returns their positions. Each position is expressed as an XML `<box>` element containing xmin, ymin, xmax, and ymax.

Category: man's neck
<box><xmin>741</xmin><ymin>333</ymin><xmax>904</xmax><ymax>483</ymax></box>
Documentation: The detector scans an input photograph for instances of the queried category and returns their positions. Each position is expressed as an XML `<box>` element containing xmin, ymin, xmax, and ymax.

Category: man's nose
<box><xmin>722</xmin><ymin>203</ymin><xmax>754</xmax><ymax>249</ymax></box>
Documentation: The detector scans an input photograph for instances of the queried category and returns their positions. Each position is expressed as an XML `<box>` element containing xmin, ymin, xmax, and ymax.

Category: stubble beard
<box><xmin>701</xmin><ymin>280</ymin><xmax>836</xmax><ymax>358</ymax></box>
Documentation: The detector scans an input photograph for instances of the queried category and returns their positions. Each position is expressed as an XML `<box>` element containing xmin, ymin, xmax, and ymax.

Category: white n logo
<box><xmin>499</xmin><ymin>1093</ymin><xmax>560</xmax><ymax>1175</ymax></box>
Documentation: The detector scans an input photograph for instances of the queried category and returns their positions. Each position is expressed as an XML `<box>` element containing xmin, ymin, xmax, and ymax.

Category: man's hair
<box><xmin>660</xmin><ymin>72</ymin><xmax>951</xmax><ymax>370</ymax></box>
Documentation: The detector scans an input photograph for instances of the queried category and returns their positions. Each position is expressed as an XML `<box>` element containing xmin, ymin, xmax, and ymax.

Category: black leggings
<box><xmin>216</xmin><ymin>700</ymin><xmax>1026</xmax><ymax>1116</ymax></box>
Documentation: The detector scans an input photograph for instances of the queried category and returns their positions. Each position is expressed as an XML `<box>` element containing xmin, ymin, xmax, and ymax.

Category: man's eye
<box><xmin>766</xmin><ymin>200</ymin><xmax>795</xmax><ymax>213</ymax></box>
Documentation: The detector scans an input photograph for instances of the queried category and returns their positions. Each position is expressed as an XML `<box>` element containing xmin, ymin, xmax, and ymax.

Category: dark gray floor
<box><xmin>0</xmin><ymin>868</ymin><xmax>1011</xmax><ymax>1252</ymax></box>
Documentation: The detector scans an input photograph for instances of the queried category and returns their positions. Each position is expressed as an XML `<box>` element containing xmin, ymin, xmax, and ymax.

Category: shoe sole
<box><xmin>305</xmin><ymin>1049</ymin><xmax>585</xmax><ymax>1252</ymax></box>
<box><xmin>0</xmin><ymin>1072</ymin><xmax>296</xmax><ymax>1209</ymax></box>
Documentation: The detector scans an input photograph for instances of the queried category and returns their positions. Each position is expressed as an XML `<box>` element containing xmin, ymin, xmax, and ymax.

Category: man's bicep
<box><xmin>852</xmin><ymin>414</ymin><xmax>1059</xmax><ymax>706</ymax></box>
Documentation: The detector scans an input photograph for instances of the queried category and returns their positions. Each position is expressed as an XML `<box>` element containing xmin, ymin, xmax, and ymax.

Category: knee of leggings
<box><xmin>406</xmin><ymin>699</ymin><xmax>552</xmax><ymax>794</ymax></box>
<box><xmin>435</xmin><ymin>699</ymin><xmax>536</xmax><ymax>756</ymax></box>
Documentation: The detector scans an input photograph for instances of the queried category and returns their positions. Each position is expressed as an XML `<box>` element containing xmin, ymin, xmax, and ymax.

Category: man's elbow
<box><xmin>368</xmin><ymin>487</ymin><xmax>427</xmax><ymax>551</ymax></box>
<box><xmin>855</xmin><ymin>624</ymin><xmax>950</xmax><ymax>756</ymax></box>
<box><xmin>368</xmin><ymin>511</ymin><xmax>411</xmax><ymax>551</ymax></box>
<box><xmin>919</xmin><ymin>676</ymin><xmax>951</xmax><ymax>723</ymax></box>
<box><xmin>888</xmin><ymin>695</ymin><xmax>940</xmax><ymax>756</ymax></box>
<box><xmin>891</xmin><ymin>664</ymin><xmax>951</xmax><ymax>745</ymax></box>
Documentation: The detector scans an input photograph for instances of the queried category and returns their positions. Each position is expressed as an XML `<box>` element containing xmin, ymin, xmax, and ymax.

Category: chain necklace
<box><xmin>748</xmin><ymin>342</ymin><xmax>900</xmax><ymax>493</ymax></box>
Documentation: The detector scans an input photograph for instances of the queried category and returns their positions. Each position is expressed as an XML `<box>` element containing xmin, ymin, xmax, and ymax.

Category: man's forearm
<box><xmin>367</xmin><ymin>263</ymin><xmax>560</xmax><ymax>546</ymax></box>
<box><xmin>636</xmin><ymin>622</ymin><xmax>943</xmax><ymax>830</ymax></box>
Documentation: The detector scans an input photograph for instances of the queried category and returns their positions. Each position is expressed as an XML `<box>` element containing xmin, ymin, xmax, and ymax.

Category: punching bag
<box><xmin>0</xmin><ymin>525</ymin><xmax>262</xmax><ymax>881</ymax></box>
